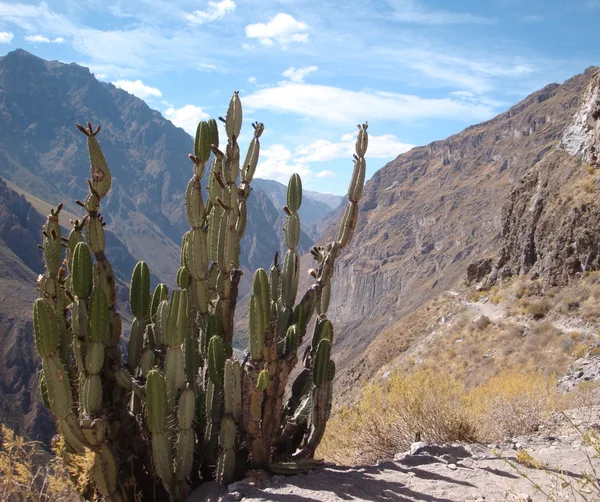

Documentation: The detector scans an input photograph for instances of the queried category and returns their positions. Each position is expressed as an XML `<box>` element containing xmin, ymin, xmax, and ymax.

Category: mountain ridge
<box><xmin>315</xmin><ymin>65</ymin><xmax>600</xmax><ymax>387</ymax></box>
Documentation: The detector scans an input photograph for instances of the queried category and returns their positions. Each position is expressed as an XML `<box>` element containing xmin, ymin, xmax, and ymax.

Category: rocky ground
<box><xmin>187</xmin><ymin>404</ymin><xmax>600</xmax><ymax>502</ymax></box>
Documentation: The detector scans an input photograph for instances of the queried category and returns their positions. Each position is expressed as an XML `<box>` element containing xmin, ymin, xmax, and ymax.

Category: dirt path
<box><xmin>459</xmin><ymin>294</ymin><xmax>599</xmax><ymax>338</ymax></box>
<box><xmin>187</xmin><ymin>408</ymin><xmax>600</xmax><ymax>502</ymax></box>
<box><xmin>461</xmin><ymin>299</ymin><xmax>505</xmax><ymax>322</ymax></box>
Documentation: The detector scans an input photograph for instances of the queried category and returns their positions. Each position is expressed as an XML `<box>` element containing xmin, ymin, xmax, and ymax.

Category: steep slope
<box><xmin>0</xmin><ymin>49</ymin><xmax>190</xmax><ymax>285</ymax></box>
<box><xmin>0</xmin><ymin>177</ymin><xmax>54</xmax><ymax>444</ymax></box>
<box><xmin>253</xmin><ymin>178</ymin><xmax>341</xmax><ymax>238</ymax></box>
<box><xmin>0</xmin><ymin>49</ymin><xmax>329</xmax><ymax>290</ymax></box>
<box><xmin>317</xmin><ymin>66</ymin><xmax>600</xmax><ymax>380</ymax></box>
<box><xmin>488</xmin><ymin>69</ymin><xmax>600</xmax><ymax>286</ymax></box>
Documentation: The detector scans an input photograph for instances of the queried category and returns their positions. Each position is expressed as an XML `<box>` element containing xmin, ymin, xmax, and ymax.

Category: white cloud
<box><xmin>164</xmin><ymin>105</ymin><xmax>209</xmax><ymax>136</ymax></box>
<box><xmin>244</xmin><ymin>82</ymin><xmax>498</xmax><ymax>124</ymax></box>
<box><xmin>254</xmin><ymin>132</ymin><xmax>413</xmax><ymax>185</ymax></box>
<box><xmin>389</xmin><ymin>0</ymin><xmax>493</xmax><ymax>24</ymax></box>
<box><xmin>25</xmin><ymin>34</ymin><xmax>49</xmax><ymax>43</ymax></box>
<box><xmin>255</xmin><ymin>144</ymin><xmax>312</xmax><ymax>184</ymax></box>
<box><xmin>376</xmin><ymin>47</ymin><xmax>536</xmax><ymax>93</ymax></box>
<box><xmin>282</xmin><ymin>66</ymin><xmax>318</xmax><ymax>83</ymax></box>
<box><xmin>295</xmin><ymin>133</ymin><xmax>414</xmax><ymax>162</ymax></box>
<box><xmin>0</xmin><ymin>2</ymin><xmax>218</xmax><ymax>76</ymax></box>
<box><xmin>112</xmin><ymin>79</ymin><xmax>162</xmax><ymax>99</ymax></box>
<box><xmin>245</xmin><ymin>13</ymin><xmax>308</xmax><ymax>47</ymax></box>
<box><xmin>186</xmin><ymin>0</ymin><xmax>236</xmax><ymax>24</ymax></box>
<box><xmin>197</xmin><ymin>63</ymin><xmax>217</xmax><ymax>71</ymax></box>
<box><xmin>366</xmin><ymin>134</ymin><xmax>415</xmax><ymax>158</ymax></box>
<box><xmin>0</xmin><ymin>31</ymin><xmax>13</xmax><ymax>43</ymax></box>
<box><xmin>24</xmin><ymin>34</ymin><xmax>65</xmax><ymax>43</ymax></box>
<box><xmin>248</xmin><ymin>76</ymin><xmax>257</xmax><ymax>84</ymax></box>
<box><xmin>521</xmin><ymin>14</ymin><xmax>543</xmax><ymax>23</ymax></box>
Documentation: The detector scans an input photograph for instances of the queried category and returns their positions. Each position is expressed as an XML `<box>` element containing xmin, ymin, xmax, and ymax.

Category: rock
<box><xmin>185</xmin><ymin>481</ymin><xmax>227</xmax><ymax>502</ymax></box>
<box><xmin>447</xmin><ymin>463</ymin><xmax>457</xmax><ymax>470</ymax></box>
<box><xmin>410</xmin><ymin>441</ymin><xmax>429</xmax><ymax>455</ymax></box>
<box><xmin>473</xmin><ymin>315</ymin><xmax>491</xmax><ymax>329</ymax></box>
<box><xmin>466</xmin><ymin>258</ymin><xmax>493</xmax><ymax>285</ymax></box>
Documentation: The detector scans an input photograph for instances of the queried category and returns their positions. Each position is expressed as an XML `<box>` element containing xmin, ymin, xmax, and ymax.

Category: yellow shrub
<box><xmin>321</xmin><ymin>368</ymin><xmax>560</xmax><ymax>465</ymax></box>
<box><xmin>471</xmin><ymin>290</ymin><xmax>484</xmax><ymax>302</ymax></box>
<box><xmin>465</xmin><ymin>370</ymin><xmax>557</xmax><ymax>440</ymax></box>
<box><xmin>515</xmin><ymin>449</ymin><xmax>545</xmax><ymax>469</ymax></box>
<box><xmin>0</xmin><ymin>425</ymin><xmax>78</xmax><ymax>502</ymax></box>
<box><xmin>318</xmin><ymin>370</ymin><xmax>475</xmax><ymax>465</ymax></box>
<box><xmin>572</xmin><ymin>342</ymin><xmax>591</xmax><ymax>359</ymax></box>
<box><xmin>525</xmin><ymin>298</ymin><xmax>551</xmax><ymax>319</ymax></box>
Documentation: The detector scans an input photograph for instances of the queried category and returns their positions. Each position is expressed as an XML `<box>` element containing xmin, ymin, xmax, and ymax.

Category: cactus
<box><xmin>32</xmin><ymin>92</ymin><xmax>368</xmax><ymax>501</ymax></box>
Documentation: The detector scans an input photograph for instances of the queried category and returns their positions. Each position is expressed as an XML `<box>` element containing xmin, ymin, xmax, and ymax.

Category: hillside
<box><xmin>253</xmin><ymin>178</ymin><xmax>342</xmax><ymax>238</ymax></box>
<box><xmin>0</xmin><ymin>49</ymin><xmax>331</xmax><ymax>288</ymax></box>
<box><xmin>317</xmin><ymin>66</ymin><xmax>600</xmax><ymax>388</ymax></box>
<box><xmin>0</xmin><ymin>177</ymin><xmax>54</xmax><ymax>444</ymax></box>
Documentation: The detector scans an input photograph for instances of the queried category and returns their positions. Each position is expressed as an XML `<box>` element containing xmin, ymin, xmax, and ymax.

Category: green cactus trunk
<box><xmin>32</xmin><ymin>92</ymin><xmax>369</xmax><ymax>501</ymax></box>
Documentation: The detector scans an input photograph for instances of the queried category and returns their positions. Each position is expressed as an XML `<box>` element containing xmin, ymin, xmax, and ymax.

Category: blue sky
<box><xmin>0</xmin><ymin>0</ymin><xmax>599</xmax><ymax>194</ymax></box>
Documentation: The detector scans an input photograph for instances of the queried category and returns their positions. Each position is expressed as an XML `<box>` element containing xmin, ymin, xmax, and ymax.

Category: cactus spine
<box><xmin>33</xmin><ymin>93</ymin><xmax>368</xmax><ymax>500</ymax></box>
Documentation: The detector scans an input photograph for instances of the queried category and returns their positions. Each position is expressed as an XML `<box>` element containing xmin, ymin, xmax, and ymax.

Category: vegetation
<box><xmin>0</xmin><ymin>425</ymin><xmax>79</xmax><ymax>501</ymax></box>
<box><xmin>319</xmin><ymin>368</ymin><xmax>560</xmax><ymax>465</ymax></box>
<box><xmin>32</xmin><ymin>92</ymin><xmax>370</xmax><ymax>500</ymax></box>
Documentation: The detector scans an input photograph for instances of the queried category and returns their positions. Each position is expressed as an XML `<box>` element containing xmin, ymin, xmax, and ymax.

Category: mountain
<box><xmin>303</xmin><ymin>189</ymin><xmax>343</xmax><ymax>211</ymax></box>
<box><xmin>253</xmin><ymin>178</ymin><xmax>342</xmax><ymax>238</ymax></box>
<box><xmin>315</xmin><ymin>66</ymin><xmax>600</xmax><ymax>388</ymax></box>
<box><xmin>0</xmin><ymin>177</ymin><xmax>54</xmax><ymax>444</ymax></box>
<box><xmin>0</xmin><ymin>49</ymin><xmax>334</xmax><ymax>289</ymax></box>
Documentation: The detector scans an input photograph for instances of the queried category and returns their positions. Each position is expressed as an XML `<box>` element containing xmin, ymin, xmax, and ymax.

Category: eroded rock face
<box><xmin>0</xmin><ymin>177</ymin><xmax>54</xmax><ymax>444</ymax></box>
<box><xmin>491</xmin><ymin>69</ymin><xmax>600</xmax><ymax>287</ymax></box>
<box><xmin>0</xmin><ymin>177</ymin><xmax>44</xmax><ymax>274</ymax></box>
<box><xmin>314</xmin><ymin>66</ymin><xmax>600</xmax><ymax>370</ymax></box>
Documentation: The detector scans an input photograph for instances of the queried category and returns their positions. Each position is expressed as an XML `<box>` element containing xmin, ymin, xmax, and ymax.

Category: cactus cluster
<box><xmin>32</xmin><ymin>91</ymin><xmax>369</xmax><ymax>501</ymax></box>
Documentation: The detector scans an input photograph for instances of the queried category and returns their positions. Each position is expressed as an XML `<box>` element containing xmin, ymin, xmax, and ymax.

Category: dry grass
<box><xmin>0</xmin><ymin>425</ymin><xmax>79</xmax><ymax>501</ymax></box>
<box><xmin>465</xmin><ymin>370</ymin><xmax>557</xmax><ymax>439</ymax></box>
<box><xmin>319</xmin><ymin>369</ymin><xmax>476</xmax><ymax>465</ymax></box>
<box><xmin>319</xmin><ymin>368</ymin><xmax>559</xmax><ymax>466</ymax></box>
<box><xmin>415</xmin><ymin>314</ymin><xmax>572</xmax><ymax>391</ymax></box>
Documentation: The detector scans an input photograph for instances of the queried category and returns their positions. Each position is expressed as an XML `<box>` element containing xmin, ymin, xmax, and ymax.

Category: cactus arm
<box><xmin>33</xmin><ymin>94</ymin><xmax>369</xmax><ymax>497</ymax></box>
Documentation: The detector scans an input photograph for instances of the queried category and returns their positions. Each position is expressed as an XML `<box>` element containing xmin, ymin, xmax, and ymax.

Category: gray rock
<box><xmin>185</xmin><ymin>481</ymin><xmax>227</xmax><ymax>502</ymax></box>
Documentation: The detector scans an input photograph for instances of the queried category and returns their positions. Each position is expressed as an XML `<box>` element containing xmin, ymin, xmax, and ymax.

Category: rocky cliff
<box><xmin>0</xmin><ymin>176</ymin><xmax>54</xmax><ymax>444</ymax></box>
<box><xmin>318</xmin><ymin>66</ymin><xmax>600</xmax><ymax>379</ymax></box>
<box><xmin>489</xmin><ymin>69</ymin><xmax>600</xmax><ymax>286</ymax></box>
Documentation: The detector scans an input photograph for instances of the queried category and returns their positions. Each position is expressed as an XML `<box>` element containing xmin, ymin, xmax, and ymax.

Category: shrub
<box><xmin>465</xmin><ymin>370</ymin><xmax>557</xmax><ymax>440</ymax></box>
<box><xmin>318</xmin><ymin>370</ymin><xmax>475</xmax><ymax>465</ymax></box>
<box><xmin>319</xmin><ymin>369</ymin><xmax>558</xmax><ymax>464</ymax></box>
<box><xmin>0</xmin><ymin>425</ymin><xmax>78</xmax><ymax>502</ymax></box>
<box><xmin>526</xmin><ymin>298</ymin><xmax>551</xmax><ymax>319</ymax></box>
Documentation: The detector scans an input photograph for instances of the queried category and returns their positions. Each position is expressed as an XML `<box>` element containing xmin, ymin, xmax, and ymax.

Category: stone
<box><xmin>473</xmin><ymin>315</ymin><xmax>491</xmax><ymax>330</ymax></box>
<box><xmin>185</xmin><ymin>481</ymin><xmax>227</xmax><ymax>502</ymax></box>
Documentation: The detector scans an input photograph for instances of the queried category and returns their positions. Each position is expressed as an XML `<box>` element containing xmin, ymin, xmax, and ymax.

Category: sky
<box><xmin>0</xmin><ymin>1</ymin><xmax>599</xmax><ymax>195</ymax></box>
